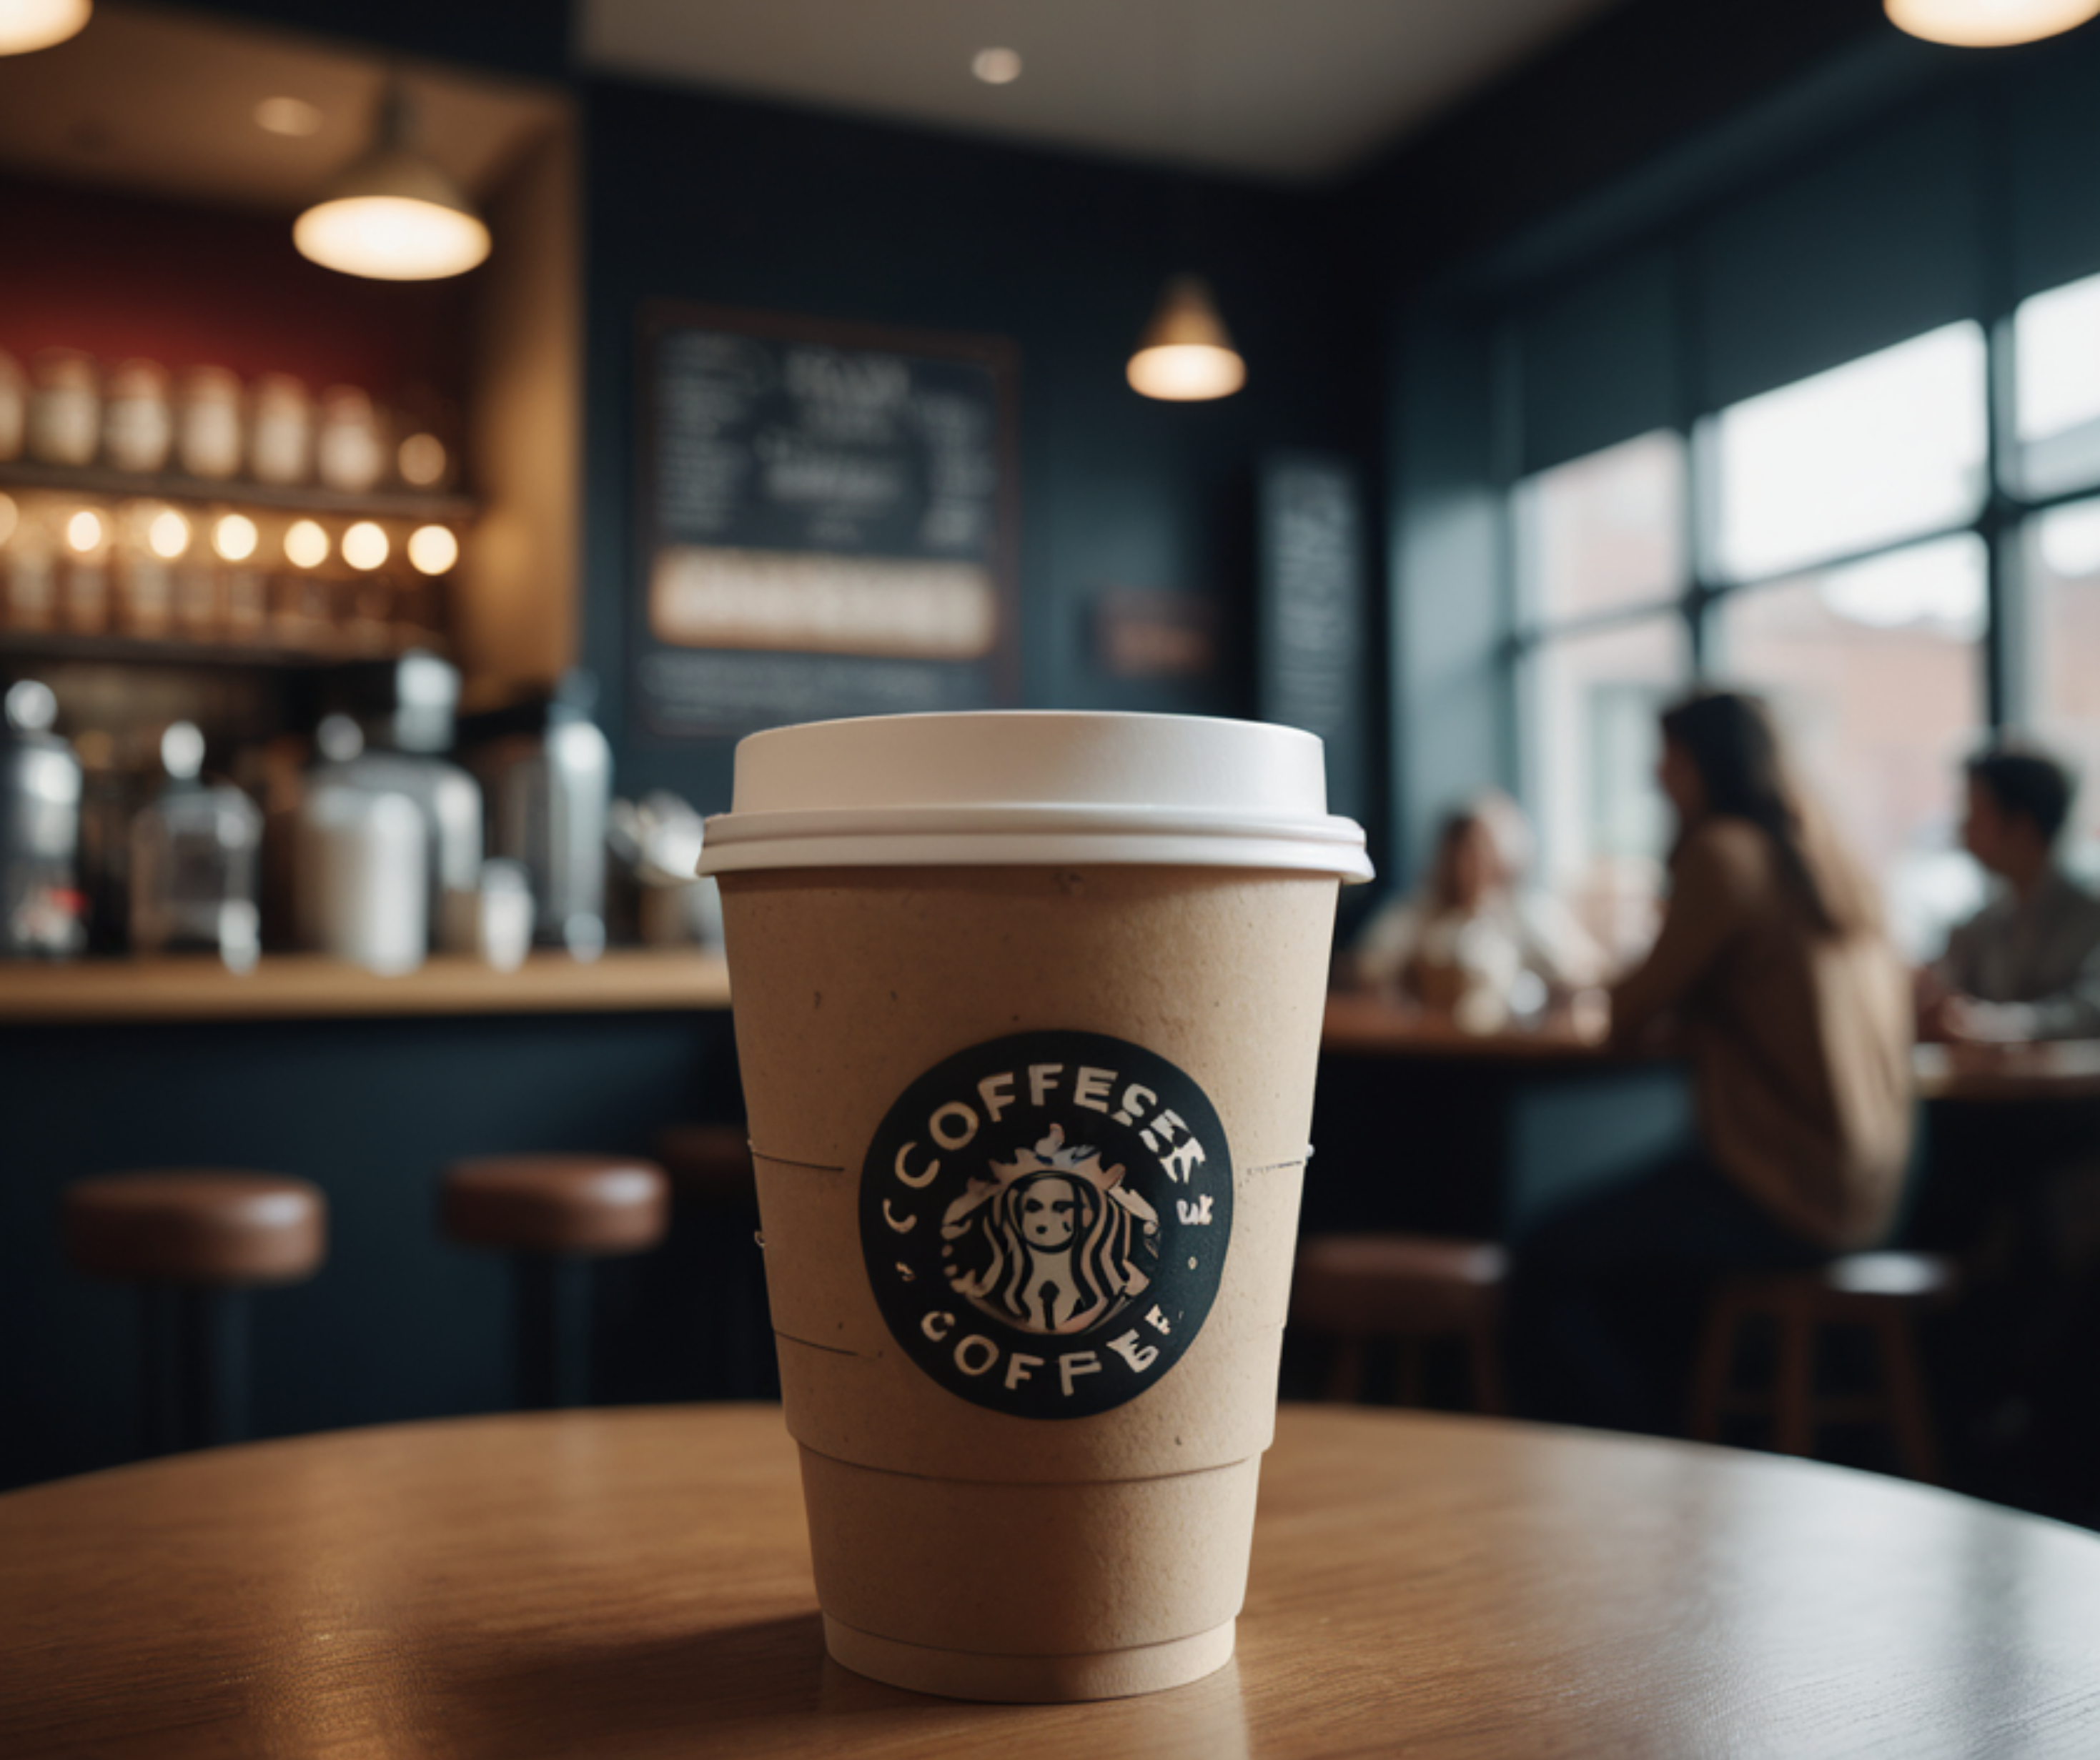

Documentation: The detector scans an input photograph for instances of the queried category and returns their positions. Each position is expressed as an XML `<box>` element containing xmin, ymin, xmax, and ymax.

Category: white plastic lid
<box><xmin>698</xmin><ymin>711</ymin><xmax>1373</xmax><ymax>882</ymax></box>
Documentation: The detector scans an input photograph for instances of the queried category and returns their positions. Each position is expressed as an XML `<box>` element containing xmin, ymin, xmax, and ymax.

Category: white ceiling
<box><xmin>580</xmin><ymin>0</ymin><xmax>1625</xmax><ymax>184</ymax></box>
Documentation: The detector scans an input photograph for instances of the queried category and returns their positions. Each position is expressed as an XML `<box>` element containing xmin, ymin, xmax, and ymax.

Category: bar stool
<box><xmin>1290</xmin><ymin>1233</ymin><xmax>1508</xmax><ymax>1413</ymax></box>
<box><xmin>62</xmin><ymin>1170</ymin><xmax>327</xmax><ymax>1455</ymax></box>
<box><xmin>655</xmin><ymin>1123</ymin><xmax>772</xmax><ymax>1399</ymax></box>
<box><xmin>1689</xmin><ymin>1251</ymin><xmax>1956</xmax><ymax>1482</ymax></box>
<box><xmin>441</xmin><ymin>1154</ymin><xmax>670</xmax><ymax>1409</ymax></box>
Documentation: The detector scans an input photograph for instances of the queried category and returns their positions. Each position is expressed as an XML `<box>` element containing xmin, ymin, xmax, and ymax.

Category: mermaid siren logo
<box><xmin>941</xmin><ymin>1124</ymin><xmax>1159</xmax><ymax>1334</ymax></box>
<box><xmin>863</xmin><ymin>1029</ymin><xmax>1232</xmax><ymax>1419</ymax></box>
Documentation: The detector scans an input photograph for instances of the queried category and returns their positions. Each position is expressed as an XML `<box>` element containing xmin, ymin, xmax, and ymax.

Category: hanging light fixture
<box><xmin>0</xmin><ymin>0</ymin><xmax>89</xmax><ymax>55</ymax></box>
<box><xmin>1885</xmin><ymin>0</ymin><xmax>2100</xmax><ymax>45</ymax></box>
<box><xmin>1127</xmin><ymin>274</ymin><xmax>1246</xmax><ymax>402</ymax></box>
<box><xmin>293</xmin><ymin>80</ymin><xmax>490</xmax><ymax>282</ymax></box>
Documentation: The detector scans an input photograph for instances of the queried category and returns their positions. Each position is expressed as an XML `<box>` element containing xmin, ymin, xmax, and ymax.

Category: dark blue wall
<box><xmin>580</xmin><ymin>78</ymin><xmax>1377</xmax><ymax>812</ymax></box>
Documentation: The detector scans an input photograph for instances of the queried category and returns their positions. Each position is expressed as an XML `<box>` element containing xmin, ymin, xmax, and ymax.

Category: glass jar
<box><xmin>316</xmin><ymin>386</ymin><xmax>386</xmax><ymax>492</ymax></box>
<box><xmin>248</xmin><ymin>373</ymin><xmax>312</xmax><ymax>486</ymax></box>
<box><xmin>102</xmin><ymin>359</ymin><xmax>174</xmax><ymax>474</ymax></box>
<box><xmin>129</xmin><ymin>722</ymin><xmax>263</xmax><ymax>970</ymax></box>
<box><xmin>27</xmin><ymin>349</ymin><xmax>99</xmax><ymax>467</ymax></box>
<box><xmin>176</xmin><ymin>367</ymin><xmax>244</xmax><ymax>479</ymax></box>
<box><xmin>0</xmin><ymin>349</ymin><xmax>24</xmax><ymax>461</ymax></box>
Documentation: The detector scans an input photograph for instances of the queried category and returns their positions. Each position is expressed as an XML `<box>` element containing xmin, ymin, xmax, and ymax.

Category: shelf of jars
<box><xmin>0</xmin><ymin>480</ymin><xmax>458</xmax><ymax>664</ymax></box>
<box><xmin>0</xmin><ymin>352</ymin><xmax>472</xmax><ymax>665</ymax></box>
<box><xmin>0</xmin><ymin>458</ymin><xmax>477</xmax><ymax>524</ymax></box>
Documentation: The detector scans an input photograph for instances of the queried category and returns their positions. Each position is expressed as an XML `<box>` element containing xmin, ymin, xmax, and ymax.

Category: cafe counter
<box><xmin>0</xmin><ymin>950</ymin><xmax>733</xmax><ymax>1025</ymax></box>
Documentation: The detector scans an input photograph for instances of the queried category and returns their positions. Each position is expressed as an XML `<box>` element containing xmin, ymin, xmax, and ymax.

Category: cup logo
<box><xmin>862</xmin><ymin>1030</ymin><xmax>1232</xmax><ymax>1419</ymax></box>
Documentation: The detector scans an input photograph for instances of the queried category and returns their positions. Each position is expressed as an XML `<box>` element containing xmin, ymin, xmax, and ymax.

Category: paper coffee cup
<box><xmin>700</xmin><ymin>712</ymin><xmax>1370</xmax><ymax>1703</ymax></box>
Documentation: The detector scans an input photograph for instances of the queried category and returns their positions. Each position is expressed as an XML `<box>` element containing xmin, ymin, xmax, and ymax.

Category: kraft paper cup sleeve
<box><xmin>798</xmin><ymin>1448</ymin><xmax>1262</xmax><ymax>1656</ymax></box>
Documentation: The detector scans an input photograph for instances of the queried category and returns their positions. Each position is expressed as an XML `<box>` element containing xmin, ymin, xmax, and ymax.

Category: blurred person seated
<box><xmin>1508</xmin><ymin>691</ymin><xmax>1915</xmax><ymax>1436</ymax></box>
<box><xmin>1346</xmin><ymin>792</ymin><xmax>1601</xmax><ymax>1033</ymax></box>
<box><xmin>1918</xmin><ymin>745</ymin><xmax>2100</xmax><ymax>1044</ymax></box>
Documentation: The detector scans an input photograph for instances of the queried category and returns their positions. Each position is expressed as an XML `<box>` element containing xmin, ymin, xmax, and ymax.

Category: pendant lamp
<box><xmin>1885</xmin><ymin>0</ymin><xmax>2100</xmax><ymax>44</ymax></box>
<box><xmin>0</xmin><ymin>0</ymin><xmax>90</xmax><ymax>55</ymax></box>
<box><xmin>293</xmin><ymin>81</ymin><xmax>490</xmax><ymax>282</ymax></box>
<box><xmin>1126</xmin><ymin>274</ymin><xmax>1246</xmax><ymax>402</ymax></box>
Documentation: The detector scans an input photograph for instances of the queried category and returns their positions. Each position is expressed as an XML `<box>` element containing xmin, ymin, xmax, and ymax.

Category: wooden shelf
<box><xmin>0</xmin><ymin>627</ymin><xmax>434</xmax><ymax>670</ymax></box>
<box><xmin>0</xmin><ymin>948</ymin><xmax>731</xmax><ymax>1025</ymax></box>
<box><xmin>0</xmin><ymin>458</ymin><xmax>477</xmax><ymax>524</ymax></box>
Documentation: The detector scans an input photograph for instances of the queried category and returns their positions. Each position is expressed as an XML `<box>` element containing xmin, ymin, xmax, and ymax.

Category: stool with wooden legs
<box><xmin>1689</xmin><ymin>1251</ymin><xmax>1956</xmax><ymax>1482</ymax></box>
<box><xmin>441</xmin><ymin>1155</ymin><xmax>670</xmax><ymax>1409</ymax></box>
<box><xmin>62</xmin><ymin>1170</ymin><xmax>327</xmax><ymax>1456</ymax></box>
<box><xmin>1290</xmin><ymin>1233</ymin><xmax>1508</xmax><ymax>1413</ymax></box>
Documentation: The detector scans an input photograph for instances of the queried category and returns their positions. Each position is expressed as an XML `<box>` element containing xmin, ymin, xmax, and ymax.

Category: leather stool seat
<box><xmin>653</xmin><ymin>1125</ymin><xmax>756</xmax><ymax>1208</ymax></box>
<box><xmin>62</xmin><ymin>1169</ymin><xmax>327</xmax><ymax>1456</ymax></box>
<box><xmin>64</xmin><ymin>1171</ymin><xmax>325</xmax><ymax>1287</ymax></box>
<box><xmin>1690</xmin><ymin>1251</ymin><xmax>1956</xmax><ymax>1482</ymax></box>
<box><xmin>442</xmin><ymin>1155</ymin><xmax>670</xmax><ymax>1256</ymax></box>
<box><xmin>1291</xmin><ymin>1233</ymin><xmax>1508</xmax><ymax>1411</ymax></box>
<box><xmin>441</xmin><ymin>1154</ymin><xmax>670</xmax><ymax>1410</ymax></box>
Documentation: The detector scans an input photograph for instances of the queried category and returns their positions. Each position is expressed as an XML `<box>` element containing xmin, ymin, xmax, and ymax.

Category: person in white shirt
<box><xmin>1347</xmin><ymin>792</ymin><xmax>1600</xmax><ymax>1030</ymax></box>
<box><xmin>1920</xmin><ymin>745</ymin><xmax>2100</xmax><ymax>1043</ymax></box>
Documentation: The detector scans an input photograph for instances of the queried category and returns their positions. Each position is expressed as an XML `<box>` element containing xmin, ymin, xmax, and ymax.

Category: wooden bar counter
<box><xmin>0</xmin><ymin>948</ymin><xmax>732</xmax><ymax>1025</ymax></box>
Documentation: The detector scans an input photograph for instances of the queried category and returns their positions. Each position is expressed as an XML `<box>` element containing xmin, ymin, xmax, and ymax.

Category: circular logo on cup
<box><xmin>861</xmin><ymin>1030</ymin><xmax>1233</xmax><ymax>1420</ymax></box>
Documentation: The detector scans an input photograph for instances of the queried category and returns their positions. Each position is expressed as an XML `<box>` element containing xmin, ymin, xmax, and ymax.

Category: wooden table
<box><xmin>7</xmin><ymin>1405</ymin><xmax>2099</xmax><ymax>1757</ymax></box>
<box><xmin>1321</xmin><ymin>991</ymin><xmax>1617</xmax><ymax>1062</ymax></box>
<box><xmin>1913</xmin><ymin>1039</ymin><xmax>2100</xmax><ymax>1103</ymax></box>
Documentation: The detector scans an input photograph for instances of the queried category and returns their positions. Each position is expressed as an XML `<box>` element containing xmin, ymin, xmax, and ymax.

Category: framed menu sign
<box><xmin>634</xmin><ymin>302</ymin><xmax>1021</xmax><ymax>738</ymax></box>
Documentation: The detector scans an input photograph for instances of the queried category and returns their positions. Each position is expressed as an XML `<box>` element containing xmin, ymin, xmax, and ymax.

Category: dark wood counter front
<box><xmin>0</xmin><ymin>949</ymin><xmax>732</xmax><ymax>1024</ymax></box>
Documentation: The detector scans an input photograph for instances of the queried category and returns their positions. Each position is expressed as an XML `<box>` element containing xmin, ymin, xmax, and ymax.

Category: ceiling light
<box><xmin>256</xmin><ymin>96</ymin><xmax>324</xmax><ymax>137</ymax></box>
<box><xmin>65</xmin><ymin>508</ymin><xmax>104</xmax><ymax>554</ymax></box>
<box><xmin>972</xmin><ymin>46</ymin><xmax>1022</xmax><ymax>84</ymax></box>
<box><xmin>213</xmin><ymin>513</ymin><xmax>259</xmax><ymax>563</ymax></box>
<box><xmin>0</xmin><ymin>493</ymin><xmax>16</xmax><ymax>547</ymax></box>
<box><xmin>0</xmin><ymin>0</ymin><xmax>91</xmax><ymax>56</ymax></box>
<box><xmin>284</xmin><ymin>519</ymin><xmax>330</xmax><ymax>568</ymax></box>
<box><xmin>1885</xmin><ymin>0</ymin><xmax>2100</xmax><ymax>44</ymax></box>
<box><xmin>342</xmin><ymin>520</ymin><xmax>389</xmax><ymax>571</ymax></box>
<box><xmin>406</xmin><ymin>524</ymin><xmax>457</xmax><ymax>575</ymax></box>
<box><xmin>292</xmin><ymin>82</ymin><xmax>490</xmax><ymax>282</ymax></box>
<box><xmin>1126</xmin><ymin>275</ymin><xmax>1246</xmax><ymax>402</ymax></box>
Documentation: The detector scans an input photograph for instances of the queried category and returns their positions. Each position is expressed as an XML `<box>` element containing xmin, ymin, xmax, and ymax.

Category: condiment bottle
<box><xmin>316</xmin><ymin>386</ymin><xmax>385</xmax><ymax>492</ymax></box>
<box><xmin>249</xmin><ymin>374</ymin><xmax>312</xmax><ymax>486</ymax></box>
<box><xmin>102</xmin><ymin>359</ymin><xmax>173</xmax><ymax>473</ymax></box>
<box><xmin>176</xmin><ymin>367</ymin><xmax>243</xmax><ymax>479</ymax></box>
<box><xmin>27</xmin><ymin>349</ymin><xmax>99</xmax><ymax>467</ymax></box>
<box><xmin>128</xmin><ymin>722</ymin><xmax>263</xmax><ymax>971</ymax></box>
<box><xmin>0</xmin><ymin>349</ymin><xmax>24</xmax><ymax>461</ymax></box>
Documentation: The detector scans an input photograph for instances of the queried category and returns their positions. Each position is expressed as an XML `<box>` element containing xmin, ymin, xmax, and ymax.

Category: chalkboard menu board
<box><xmin>635</xmin><ymin>303</ymin><xmax>1020</xmax><ymax>738</ymax></box>
<box><xmin>1257</xmin><ymin>452</ymin><xmax>1370</xmax><ymax>824</ymax></box>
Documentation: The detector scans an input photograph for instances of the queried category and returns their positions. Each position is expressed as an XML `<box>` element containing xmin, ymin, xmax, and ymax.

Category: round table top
<box><xmin>6</xmin><ymin>1404</ymin><xmax>2099</xmax><ymax>1758</ymax></box>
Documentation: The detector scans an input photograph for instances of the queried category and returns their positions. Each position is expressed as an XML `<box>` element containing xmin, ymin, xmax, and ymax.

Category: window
<box><xmin>1702</xmin><ymin>322</ymin><xmax>1988</xmax><ymax>585</ymax></box>
<box><xmin>2013</xmin><ymin>272</ymin><xmax>2100</xmax><ymax>502</ymax></box>
<box><xmin>1527</xmin><ymin>617</ymin><xmax>1683</xmax><ymax>960</ymax></box>
<box><xmin>1515</xmin><ymin>431</ymin><xmax>1685</xmax><ymax>623</ymax></box>
<box><xmin>1713</xmin><ymin>536</ymin><xmax>1987</xmax><ymax>955</ymax></box>
<box><xmin>2019</xmin><ymin>497</ymin><xmax>2100</xmax><ymax>879</ymax></box>
<box><xmin>1515</xmin><ymin>432</ymin><xmax>1689</xmax><ymax>960</ymax></box>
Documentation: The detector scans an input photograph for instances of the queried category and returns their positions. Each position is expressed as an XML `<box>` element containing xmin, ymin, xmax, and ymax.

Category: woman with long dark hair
<box><xmin>1509</xmin><ymin>690</ymin><xmax>1914</xmax><ymax>1433</ymax></box>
